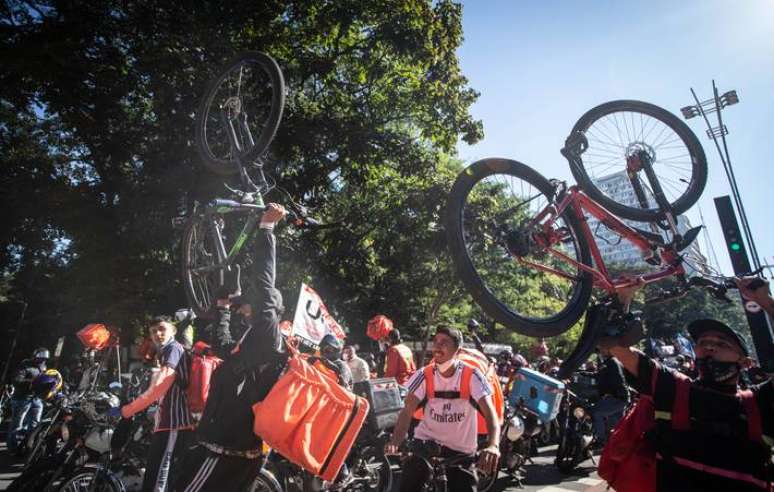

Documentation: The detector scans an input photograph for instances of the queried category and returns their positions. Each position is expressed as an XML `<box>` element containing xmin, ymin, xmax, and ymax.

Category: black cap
<box><xmin>435</xmin><ymin>326</ymin><xmax>464</xmax><ymax>348</ymax></box>
<box><xmin>687</xmin><ymin>319</ymin><xmax>749</xmax><ymax>356</ymax></box>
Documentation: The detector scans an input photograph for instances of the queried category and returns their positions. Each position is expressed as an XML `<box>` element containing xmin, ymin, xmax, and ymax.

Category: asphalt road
<box><xmin>0</xmin><ymin>438</ymin><xmax>606</xmax><ymax>492</ymax></box>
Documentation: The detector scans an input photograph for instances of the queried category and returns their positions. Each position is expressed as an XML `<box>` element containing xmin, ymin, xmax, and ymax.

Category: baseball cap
<box><xmin>687</xmin><ymin>319</ymin><xmax>749</xmax><ymax>356</ymax></box>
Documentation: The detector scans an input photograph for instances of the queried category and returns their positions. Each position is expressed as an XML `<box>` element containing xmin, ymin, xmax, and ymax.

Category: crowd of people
<box><xmin>4</xmin><ymin>202</ymin><xmax>773</xmax><ymax>492</ymax></box>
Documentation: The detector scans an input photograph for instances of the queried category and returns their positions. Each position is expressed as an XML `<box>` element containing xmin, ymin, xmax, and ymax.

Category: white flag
<box><xmin>291</xmin><ymin>283</ymin><xmax>346</xmax><ymax>346</ymax></box>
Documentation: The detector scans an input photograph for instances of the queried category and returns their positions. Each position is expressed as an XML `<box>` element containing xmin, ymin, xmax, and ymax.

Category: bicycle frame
<box><xmin>523</xmin><ymin>185</ymin><xmax>686</xmax><ymax>295</ymax></box>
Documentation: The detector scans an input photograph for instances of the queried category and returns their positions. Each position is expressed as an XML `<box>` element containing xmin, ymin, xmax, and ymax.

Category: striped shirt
<box><xmin>155</xmin><ymin>340</ymin><xmax>194</xmax><ymax>432</ymax></box>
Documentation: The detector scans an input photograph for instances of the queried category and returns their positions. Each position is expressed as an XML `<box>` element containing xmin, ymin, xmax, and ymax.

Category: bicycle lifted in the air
<box><xmin>445</xmin><ymin>100</ymin><xmax>752</xmax><ymax>375</ymax></box>
<box><xmin>182</xmin><ymin>52</ymin><xmax>314</xmax><ymax>316</ymax></box>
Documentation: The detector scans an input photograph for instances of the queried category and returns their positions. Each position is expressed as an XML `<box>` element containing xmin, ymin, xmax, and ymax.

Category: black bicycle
<box><xmin>183</xmin><ymin>52</ymin><xmax>317</xmax><ymax>315</ymax></box>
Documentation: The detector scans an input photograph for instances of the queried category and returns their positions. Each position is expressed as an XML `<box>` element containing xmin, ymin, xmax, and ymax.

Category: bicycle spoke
<box><xmin>460</xmin><ymin>171</ymin><xmax>585</xmax><ymax>323</ymax></box>
<box><xmin>577</xmin><ymin>105</ymin><xmax>699</xmax><ymax>214</ymax></box>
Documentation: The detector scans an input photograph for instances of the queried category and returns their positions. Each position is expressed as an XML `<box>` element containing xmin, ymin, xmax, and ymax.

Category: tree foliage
<box><xmin>0</xmin><ymin>0</ymin><xmax>490</xmax><ymax>358</ymax></box>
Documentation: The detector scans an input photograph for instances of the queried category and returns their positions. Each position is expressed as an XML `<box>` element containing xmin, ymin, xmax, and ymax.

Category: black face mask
<box><xmin>696</xmin><ymin>357</ymin><xmax>740</xmax><ymax>385</ymax></box>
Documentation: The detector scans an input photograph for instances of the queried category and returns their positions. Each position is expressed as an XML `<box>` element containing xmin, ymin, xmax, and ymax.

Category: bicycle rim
<box><xmin>182</xmin><ymin>215</ymin><xmax>224</xmax><ymax>316</ymax></box>
<box><xmin>571</xmin><ymin>100</ymin><xmax>706</xmax><ymax>220</ymax></box>
<box><xmin>448</xmin><ymin>159</ymin><xmax>592</xmax><ymax>336</ymax></box>
<box><xmin>198</xmin><ymin>53</ymin><xmax>285</xmax><ymax>174</ymax></box>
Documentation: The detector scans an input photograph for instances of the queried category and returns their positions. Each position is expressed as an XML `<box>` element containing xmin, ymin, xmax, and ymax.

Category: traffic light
<box><xmin>714</xmin><ymin>195</ymin><xmax>774</xmax><ymax>373</ymax></box>
<box><xmin>714</xmin><ymin>195</ymin><xmax>750</xmax><ymax>272</ymax></box>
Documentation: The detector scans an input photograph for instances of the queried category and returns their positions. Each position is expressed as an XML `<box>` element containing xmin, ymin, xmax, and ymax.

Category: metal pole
<box><xmin>1</xmin><ymin>302</ymin><xmax>28</xmax><ymax>384</ymax></box>
<box><xmin>711</xmin><ymin>81</ymin><xmax>761</xmax><ymax>271</ymax></box>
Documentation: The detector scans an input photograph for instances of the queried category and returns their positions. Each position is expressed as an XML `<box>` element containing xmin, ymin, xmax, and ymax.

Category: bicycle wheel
<box><xmin>181</xmin><ymin>214</ymin><xmax>225</xmax><ymax>316</ymax></box>
<box><xmin>568</xmin><ymin>100</ymin><xmax>707</xmax><ymax>221</ymax></box>
<box><xmin>196</xmin><ymin>51</ymin><xmax>285</xmax><ymax>176</ymax></box>
<box><xmin>446</xmin><ymin>158</ymin><xmax>593</xmax><ymax>337</ymax></box>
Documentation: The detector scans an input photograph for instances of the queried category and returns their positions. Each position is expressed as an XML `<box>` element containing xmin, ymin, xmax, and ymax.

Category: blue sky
<box><xmin>456</xmin><ymin>0</ymin><xmax>774</xmax><ymax>277</ymax></box>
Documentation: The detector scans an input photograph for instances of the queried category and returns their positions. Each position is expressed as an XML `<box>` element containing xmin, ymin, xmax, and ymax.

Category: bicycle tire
<box><xmin>446</xmin><ymin>158</ymin><xmax>593</xmax><ymax>337</ymax></box>
<box><xmin>569</xmin><ymin>100</ymin><xmax>707</xmax><ymax>221</ymax></box>
<box><xmin>196</xmin><ymin>51</ymin><xmax>285</xmax><ymax>176</ymax></box>
<box><xmin>181</xmin><ymin>214</ymin><xmax>225</xmax><ymax>317</ymax></box>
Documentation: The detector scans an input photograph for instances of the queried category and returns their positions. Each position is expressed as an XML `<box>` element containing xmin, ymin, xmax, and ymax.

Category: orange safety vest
<box><xmin>412</xmin><ymin>348</ymin><xmax>505</xmax><ymax>435</ymax></box>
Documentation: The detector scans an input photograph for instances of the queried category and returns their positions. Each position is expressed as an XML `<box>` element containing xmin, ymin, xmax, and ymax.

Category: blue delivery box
<box><xmin>508</xmin><ymin>367</ymin><xmax>565</xmax><ymax>423</ymax></box>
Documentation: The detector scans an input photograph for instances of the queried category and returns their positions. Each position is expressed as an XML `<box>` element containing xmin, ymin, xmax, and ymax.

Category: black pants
<box><xmin>173</xmin><ymin>445</ymin><xmax>262</xmax><ymax>492</ymax></box>
<box><xmin>144</xmin><ymin>429</ymin><xmax>194</xmax><ymax>492</ymax></box>
<box><xmin>399</xmin><ymin>441</ymin><xmax>477</xmax><ymax>492</ymax></box>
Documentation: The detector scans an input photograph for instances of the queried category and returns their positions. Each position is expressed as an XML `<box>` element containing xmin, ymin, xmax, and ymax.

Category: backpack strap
<box><xmin>738</xmin><ymin>389</ymin><xmax>763</xmax><ymax>443</ymax></box>
<box><xmin>671</xmin><ymin>373</ymin><xmax>691</xmax><ymax>431</ymax></box>
<box><xmin>424</xmin><ymin>365</ymin><xmax>435</xmax><ymax>400</ymax></box>
<box><xmin>459</xmin><ymin>364</ymin><xmax>473</xmax><ymax>401</ymax></box>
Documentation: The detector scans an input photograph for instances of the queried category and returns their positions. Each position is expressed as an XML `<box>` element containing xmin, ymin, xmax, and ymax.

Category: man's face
<box><xmin>150</xmin><ymin>322</ymin><xmax>176</xmax><ymax>346</ymax></box>
<box><xmin>432</xmin><ymin>333</ymin><xmax>458</xmax><ymax>364</ymax></box>
<box><xmin>342</xmin><ymin>347</ymin><xmax>354</xmax><ymax>361</ymax></box>
<box><xmin>694</xmin><ymin>330</ymin><xmax>743</xmax><ymax>363</ymax></box>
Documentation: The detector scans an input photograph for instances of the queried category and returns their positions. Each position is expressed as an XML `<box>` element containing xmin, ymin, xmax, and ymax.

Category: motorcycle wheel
<box><xmin>250</xmin><ymin>468</ymin><xmax>283</xmax><ymax>492</ymax></box>
<box><xmin>353</xmin><ymin>446</ymin><xmax>393</xmax><ymax>492</ymax></box>
<box><xmin>58</xmin><ymin>466</ymin><xmax>124</xmax><ymax>492</ymax></box>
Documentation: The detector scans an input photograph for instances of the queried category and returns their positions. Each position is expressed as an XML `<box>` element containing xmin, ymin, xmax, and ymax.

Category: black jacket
<box><xmin>597</xmin><ymin>356</ymin><xmax>629</xmax><ymax>402</ymax></box>
<box><xmin>196</xmin><ymin>228</ymin><xmax>287</xmax><ymax>452</ymax></box>
<box><xmin>11</xmin><ymin>359</ymin><xmax>45</xmax><ymax>399</ymax></box>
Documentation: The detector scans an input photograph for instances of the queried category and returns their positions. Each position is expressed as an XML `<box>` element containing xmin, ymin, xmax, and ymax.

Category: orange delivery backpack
<box><xmin>252</xmin><ymin>344</ymin><xmax>370</xmax><ymax>482</ymax></box>
<box><xmin>186</xmin><ymin>341</ymin><xmax>223</xmax><ymax>415</ymax></box>
<box><xmin>413</xmin><ymin>347</ymin><xmax>504</xmax><ymax>434</ymax></box>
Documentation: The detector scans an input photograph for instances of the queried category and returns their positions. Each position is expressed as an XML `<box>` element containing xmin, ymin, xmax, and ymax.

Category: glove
<box><xmin>107</xmin><ymin>406</ymin><xmax>123</xmax><ymax>418</ymax></box>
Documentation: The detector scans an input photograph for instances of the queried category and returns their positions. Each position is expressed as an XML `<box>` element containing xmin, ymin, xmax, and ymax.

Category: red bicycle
<box><xmin>446</xmin><ymin>100</ymin><xmax>713</xmax><ymax>338</ymax></box>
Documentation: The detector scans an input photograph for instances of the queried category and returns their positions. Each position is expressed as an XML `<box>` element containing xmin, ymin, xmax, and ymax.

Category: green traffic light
<box><xmin>730</xmin><ymin>242</ymin><xmax>741</xmax><ymax>251</ymax></box>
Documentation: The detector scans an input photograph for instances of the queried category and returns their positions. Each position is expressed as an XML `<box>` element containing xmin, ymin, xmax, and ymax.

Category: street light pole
<box><xmin>681</xmin><ymin>81</ymin><xmax>761</xmax><ymax>272</ymax></box>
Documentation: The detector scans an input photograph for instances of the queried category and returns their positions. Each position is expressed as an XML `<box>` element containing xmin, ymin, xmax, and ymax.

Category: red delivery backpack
<box><xmin>187</xmin><ymin>341</ymin><xmax>223</xmax><ymax>414</ymax></box>
<box><xmin>252</xmin><ymin>344</ymin><xmax>369</xmax><ymax>482</ymax></box>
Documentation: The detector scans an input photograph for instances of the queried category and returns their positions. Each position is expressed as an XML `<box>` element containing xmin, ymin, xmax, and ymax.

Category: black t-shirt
<box><xmin>629</xmin><ymin>354</ymin><xmax>774</xmax><ymax>492</ymax></box>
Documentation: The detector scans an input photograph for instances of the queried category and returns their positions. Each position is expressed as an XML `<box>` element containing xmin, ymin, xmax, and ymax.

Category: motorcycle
<box><xmin>7</xmin><ymin>390</ymin><xmax>122</xmax><ymax>491</ymax></box>
<box><xmin>554</xmin><ymin>379</ymin><xmax>596</xmax><ymax>474</ymax></box>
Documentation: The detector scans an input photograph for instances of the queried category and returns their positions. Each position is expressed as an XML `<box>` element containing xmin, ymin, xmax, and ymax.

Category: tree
<box><xmin>0</xmin><ymin>0</ymin><xmax>485</xmax><ymax>358</ymax></box>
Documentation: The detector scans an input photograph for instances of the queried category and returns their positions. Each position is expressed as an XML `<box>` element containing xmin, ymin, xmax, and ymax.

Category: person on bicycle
<box><xmin>175</xmin><ymin>203</ymin><xmax>288</xmax><ymax>492</ymax></box>
<box><xmin>385</xmin><ymin>326</ymin><xmax>500</xmax><ymax>492</ymax></box>
<box><xmin>383</xmin><ymin>328</ymin><xmax>416</xmax><ymax>386</ymax></box>
<box><xmin>117</xmin><ymin>317</ymin><xmax>194</xmax><ymax>492</ymax></box>
<box><xmin>6</xmin><ymin>347</ymin><xmax>48</xmax><ymax>456</ymax></box>
<box><xmin>600</xmin><ymin>278</ymin><xmax>774</xmax><ymax>492</ymax></box>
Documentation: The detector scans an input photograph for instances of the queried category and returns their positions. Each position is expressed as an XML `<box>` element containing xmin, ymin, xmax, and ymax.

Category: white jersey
<box><xmin>406</xmin><ymin>360</ymin><xmax>492</xmax><ymax>454</ymax></box>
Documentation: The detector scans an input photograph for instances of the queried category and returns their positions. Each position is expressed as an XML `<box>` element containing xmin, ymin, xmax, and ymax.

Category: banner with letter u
<box><xmin>291</xmin><ymin>283</ymin><xmax>346</xmax><ymax>347</ymax></box>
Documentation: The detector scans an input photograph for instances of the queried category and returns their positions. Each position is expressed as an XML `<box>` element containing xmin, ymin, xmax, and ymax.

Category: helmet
<box><xmin>319</xmin><ymin>334</ymin><xmax>343</xmax><ymax>361</ymax></box>
<box><xmin>31</xmin><ymin>369</ymin><xmax>63</xmax><ymax>400</ymax></box>
<box><xmin>513</xmin><ymin>354</ymin><xmax>528</xmax><ymax>369</ymax></box>
<box><xmin>467</xmin><ymin>319</ymin><xmax>480</xmax><ymax>330</ymax></box>
<box><xmin>33</xmin><ymin>347</ymin><xmax>50</xmax><ymax>360</ymax></box>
